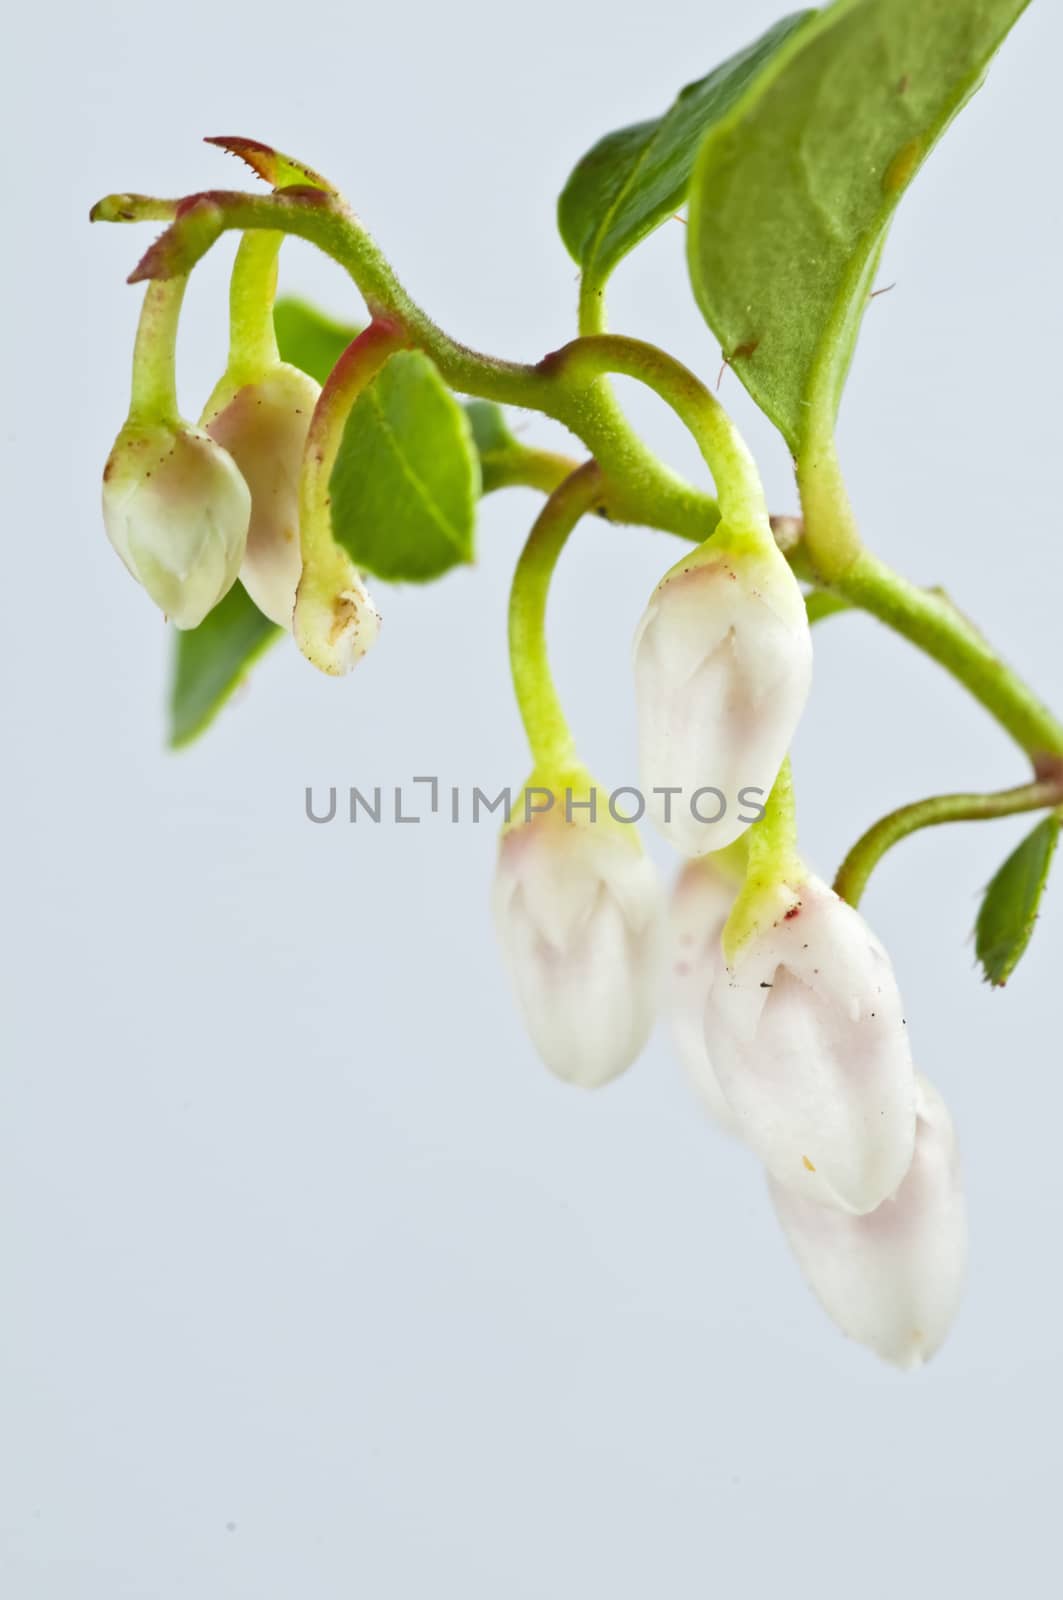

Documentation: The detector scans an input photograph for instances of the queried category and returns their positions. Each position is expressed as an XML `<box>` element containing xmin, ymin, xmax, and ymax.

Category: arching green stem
<box><xmin>798</xmin><ymin>432</ymin><xmax>1063</xmax><ymax>766</ymax></box>
<box><xmin>299</xmin><ymin>317</ymin><xmax>408</xmax><ymax>570</ymax></box>
<box><xmin>92</xmin><ymin>188</ymin><xmax>718</xmax><ymax>540</ymax></box>
<box><xmin>834</xmin><ymin>554</ymin><xmax>1063</xmax><ymax>764</ymax></box>
<box><xmin>508</xmin><ymin>462</ymin><xmax>603</xmax><ymax>773</ymax></box>
<box><xmin>293</xmin><ymin>317</ymin><xmax>408</xmax><ymax>675</ymax></box>
<box><xmin>128</xmin><ymin>276</ymin><xmax>187</xmax><ymax>424</ymax></box>
<box><xmin>226</xmin><ymin>230</ymin><xmax>282</xmax><ymax>382</ymax></box>
<box><xmin>480</xmin><ymin>444</ymin><xmax>585</xmax><ymax>499</ymax></box>
<box><xmin>834</xmin><ymin>774</ymin><xmax>1063</xmax><ymax>908</ymax></box>
<box><xmin>544</xmin><ymin>334</ymin><xmax>766</xmax><ymax>528</ymax></box>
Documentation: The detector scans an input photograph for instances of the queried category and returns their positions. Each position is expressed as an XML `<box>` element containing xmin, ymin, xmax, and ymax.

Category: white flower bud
<box><xmin>203</xmin><ymin>363</ymin><xmax>320</xmax><ymax>628</ymax></box>
<box><xmin>102</xmin><ymin>420</ymin><xmax>251</xmax><ymax>630</ymax></box>
<box><xmin>669</xmin><ymin>859</ymin><xmax>738</xmax><ymax>1130</ymax></box>
<box><xmin>633</xmin><ymin>533</ymin><xmax>812</xmax><ymax>854</ymax></box>
<box><xmin>705</xmin><ymin>874</ymin><xmax>916</xmax><ymax>1213</ymax></box>
<box><xmin>292</xmin><ymin>557</ymin><xmax>381</xmax><ymax>676</ymax></box>
<box><xmin>770</xmin><ymin>1075</ymin><xmax>967</xmax><ymax>1368</ymax></box>
<box><xmin>492</xmin><ymin>803</ymin><xmax>663</xmax><ymax>1088</ymax></box>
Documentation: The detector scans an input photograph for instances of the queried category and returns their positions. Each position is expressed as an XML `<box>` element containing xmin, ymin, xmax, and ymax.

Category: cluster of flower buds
<box><xmin>93</xmin><ymin>147</ymin><xmax>969</xmax><ymax>1366</ymax></box>
<box><xmin>101</xmin><ymin>237</ymin><xmax>381</xmax><ymax>670</ymax></box>
<box><xmin>494</xmin><ymin>511</ymin><xmax>967</xmax><ymax>1366</ymax></box>
<box><xmin>670</xmin><ymin>855</ymin><xmax>967</xmax><ymax>1367</ymax></box>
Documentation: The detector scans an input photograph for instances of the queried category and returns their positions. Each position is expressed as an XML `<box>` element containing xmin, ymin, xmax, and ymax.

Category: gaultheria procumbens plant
<box><xmin>91</xmin><ymin>1</ymin><xmax>1062</xmax><ymax>1365</ymax></box>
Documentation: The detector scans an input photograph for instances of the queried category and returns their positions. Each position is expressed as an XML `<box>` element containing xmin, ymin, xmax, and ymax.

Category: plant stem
<box><xmin>837</xmin><ymin>553</ymin><xmax>1063</xmax><ymax>763</ymax></box>
<box><xmin>96</xmin><ymin>188</ymin><xmax>719</xmax><ymax>540</ymax></box>
<box><xmin>480</xmin><ymin>445</ymin><xmax>584</xmax><ymax>499</ymax></box>
<box><xmin>797</xmin><ymin>433</ymin><xmax>1063</xmax><ymax>766</ymax></box>
<box><xmin>508</xmin><ymin>462</ymin><xmax>603</xmax><ymax>773</ymax></box>
<box><xmin>98</xmin><ymin>184</ymin><xmax>1063</xmax><ymax>777</ymax></box>
<box><xmin>299</xmin><ymin>317</ymin><xmax>407</xmax><ymax>568</ymax></box>
<box><xmin>227</xmin><ymin>230</ymin><xmax>282</xmax><ymax>381</ymax></box>
<box><xmin>292</xmin><ymin>317</ymin><xmax>406</xmax><ymax>674</ymax></box>
<box><xmin>834</xmin><ymin>777</ymin><xmax>1063</xmax><ymax>908</ymax></box>
<box><xmin>545</xmin><ymin>334</ymin><xmax>766</xmax><ymax>527</ymax></box>
<box><xmin>796</xmin><ymin>424</ymin><xmax>863</xmax><ymax>575</ymax></box>
<box><xmin>128</xmin><ymin>277</ymin><xmax>187</xmax><ymax>423</ymax></box>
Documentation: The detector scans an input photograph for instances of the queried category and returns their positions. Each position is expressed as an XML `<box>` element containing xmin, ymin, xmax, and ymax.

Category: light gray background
<box><xmin>4</xmin><ymin>1</ymin><xmax>1061</xmax><ymax>1594</ymax></box>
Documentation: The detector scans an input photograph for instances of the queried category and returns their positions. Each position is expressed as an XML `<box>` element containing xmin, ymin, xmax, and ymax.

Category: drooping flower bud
<box><xmin>668</xmin><ymin>857</ymin><xmax>739</xmax><ymax>1130</ymax></box>
<box><xmin>492</xmin><ymin>785</ymin><xmax>663</xmax><ymax>1087</ymax></box>
<box><xmin>292</xmin><ymin>551</ymin><xmax>381</xmax><ymax>675</ymax></box>
<box><xmin>203</xmin><ymin>362</ymin><xmax>320</xmax><ymax>627</ymax></box>
<box><xmin>705</xmin><ymin>873</ymin><xmax>916</xmax><ymax>1213</ymax></box>
<box><xmin>633</xmin><ymin>529</ymin><xmax>812</xmax><ymax>855</ymax></box>
<box><xmin>770</xmin><ymin>1075</ymin><xmax>967</xmax><ymax>1368</ymax></box>
<box><xmin>102</xmin><ymin>418</ymin><xmax>251</xmax><ymax>630</ymax></box>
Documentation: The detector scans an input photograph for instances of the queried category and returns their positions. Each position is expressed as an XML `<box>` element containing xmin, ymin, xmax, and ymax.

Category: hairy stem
<box><xmin>94</xmin><ymin>188</ymin><xmax>718</xmax><ymax>539</ymax></box>
<box><xmin>480</xmin><ymin>445</ymin><xmax>585</xmax><ymax>500</ymax></box>
<box><xmin>834</xmin><ymin>776</ymin><xmax>1063</xmax><ymax>908</ymax></box>
<box><xmin>837</xmin><ymin>553</ymin><xmax>1063</xmax><ymax>763</ymax></box>
<box><xmin>544</xmin><ymin>334</ymin><xmax>766</xmax><ymax>527</ymax></box>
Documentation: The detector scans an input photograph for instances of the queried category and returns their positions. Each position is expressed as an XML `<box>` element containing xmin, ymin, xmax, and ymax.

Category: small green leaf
<box><xmin>464</xmin><ymin>398</ymin><xmax>518</xmax><ymax>458</ymax></box>
<box><xmin>329</xmin><ymin>350</ymin><xmax>480</xmax><ymax>583</ymax></box>
<box><xmin>558</xmin><ymin>12</ymin><xmax>814</xmax><ymax>293</ymax></box>
<box><xmin>274</xmin><ymin>297</ymin><xmax>361</xmax><ymax>385</ymax></box>
<box><xmin>975</xmin><ymin>815</ymin><xmax>1060</xmax><ymax>986</ymax></box>
<box><xmin>169</xmin><ymin>583</ymin><xmax>280</xmax><ymax>749</ymax></box>
<box><xmin>687</xmin><ymin>0</ymin><xmax>1030</xmax><ymax>453</ymax></box>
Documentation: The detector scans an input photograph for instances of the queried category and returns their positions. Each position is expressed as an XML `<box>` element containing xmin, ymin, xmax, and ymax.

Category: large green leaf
<box><xmin>975</xmin><ymin>815</ymin><xmax>1060</xmax><ymax>987</ymax></box>
<box><xmin>687</xmin><ymin>0</ymin><xmax>1030</xmax><ymax>453</ymax></box>
<box><xmin>169</xmin><ymin>581</ymin><xmax>280</xmax><ymax>749</ymax></box>
<box><xmin>329</xmin><ymin>350</ymin><xmax>480</xmax><ymax>583</ymax></box>
<box><xmin>558</xmin><ymin>12</ymin><xmax>814</xmax><ymax>296</ymax></box>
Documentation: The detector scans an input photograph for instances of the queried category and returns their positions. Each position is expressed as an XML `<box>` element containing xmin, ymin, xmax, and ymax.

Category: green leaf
<box><xmin>686</xmin><ymin>0</ymin><xmax>1030</xmax><ymax>453</ymax></box>
<box><xmin>273</xmin><ymin>297</ymin><xmax>361</xmax><ymax>385</ymax></box>
<box><xmin>975</xmin><ymin>815</ymin><xmax>1060</xmax><ymax>986</ymax></box>
<box><xmin>169</xmin><ymin>582</ymin><xmax>280</xmax><ymax>749</ymax></box>
<box><xmin>558</xmin><ymin>12</ymin><xmax>815</xmax><ymax>294</ymax></box>
<box><xmin>329</xmin><ymin>350</ymin><xmax>480</xmax><ymax>583</ymax></box>
<box><xmin>464</xmin><ymin>398</ymin><xmax>518</xmax><ymax>458</ymax></box>
<box><xmin>276</xmin><ymin>298</ymin><xmax>510</xmax><ymax>503</ymax></box>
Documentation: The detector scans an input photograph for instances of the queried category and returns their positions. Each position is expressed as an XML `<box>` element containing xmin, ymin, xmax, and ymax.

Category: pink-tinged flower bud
<box><xmin>770</xmin><ymin>1075</ymin><xmax>967</xmax><ymax>1368</ymax></box>
<box><xmin>633</xmin><ymin>533</ymin><xmax>812</xmax><ymax>854</ymax></box>
<box><xmin>669</xmin><ymin>859</ymin><xmax>739</xmax><ymax>1130</ymax></box>
<box><xmin>102</xmin><ymin>419</ymin><xmax>251</xmax><ymax>629</ymax></box>
<box><xmin>705</xmin><ymin>874</ymin><xmax>916</xmax><ymax>1213</ymax></box>
<box><xmin>492</xmin><ymin>801</ymin><xmax>663</xmax><ymax>1087</ymax></box>
<box><xmin>202</xmin><ymin>363</ymin><xmax>320</xmax><ymax>628</ymax></box>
